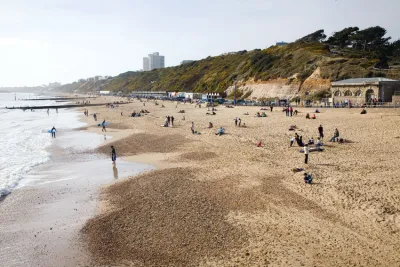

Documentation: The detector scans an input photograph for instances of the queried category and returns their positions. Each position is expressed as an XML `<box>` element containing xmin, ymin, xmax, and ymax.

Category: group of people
<box><xmin>234</xmin><ymin>117</ymin><xmax>244</xmax><ymax>127</ymax></box>
<box><xmin>305</xmin><ymin>113</ymin><xmax>316</xmax><ymax>119</ymax></box>
<box><xmin>255</xmin><ymin>112</ymin><xmax>267</xmax><ymax>117</ymax></box>
<box><xmin>284</xmin><ymin>106</ymin><xmax>295</xmax><ymax>116</ymax></box>
<box><xmin>130</xmin><ymin>110</ymin><xmax>149</xmax><ymax>117</ymax></box>
<box><xmin>163</xmin><ymin>116</ymin><xmax>175</xmax><ymax>127</ymax></box>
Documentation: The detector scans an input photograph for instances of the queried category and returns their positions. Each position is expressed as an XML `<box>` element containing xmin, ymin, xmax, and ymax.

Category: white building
<box><xmin>143</xmin><ymin>52</ymin><xmax>165</xmax><ymax>71</ymax></box>
<box><xmin>143</xmin><ymin>57</ymin><xmax>150</xmax><ymax>71</ymax></box>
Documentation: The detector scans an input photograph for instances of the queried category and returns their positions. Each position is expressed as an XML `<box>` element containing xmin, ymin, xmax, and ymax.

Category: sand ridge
<box><xmin>81</xmin><ymin>97</ymin><xmax>400</xmax><ymax>266</ymax></box>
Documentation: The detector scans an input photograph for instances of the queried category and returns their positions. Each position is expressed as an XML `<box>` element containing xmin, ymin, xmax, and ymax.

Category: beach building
<box><xmin>143</xmin><ymin>52</ymin><xmax>165</xmax><ymax>71</ymax></box>
<box><xmin>276</xmin><ymin>41</ymin><xmax>289</xmax><ymax>46</ymax></box>
<box><xmin>331</xmin><ymin>78</ymin><xmax>400</xmax><ymax>105</ymax></box>
<box><xmin>130</xmin><ymin>91</ymin><xmax>167</xmax><ymax>98</ymax></box>
<box><xmin>181</xmin><ymin>60</ymin><xmax>194</xmax><ymax>65</ymax></box>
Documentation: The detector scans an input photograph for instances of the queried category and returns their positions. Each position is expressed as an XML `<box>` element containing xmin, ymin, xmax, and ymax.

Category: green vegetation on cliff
<box><xmin>60</xmin><ymin>26</ymin><xmax>400</xmax><ymax>94</ymax></box>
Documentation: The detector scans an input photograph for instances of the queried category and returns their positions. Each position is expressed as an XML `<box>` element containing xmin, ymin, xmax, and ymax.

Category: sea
<box><xmin>0</xmin><ymin>92</ymin><xmax>88</xmax><ymax>197</ymax></box>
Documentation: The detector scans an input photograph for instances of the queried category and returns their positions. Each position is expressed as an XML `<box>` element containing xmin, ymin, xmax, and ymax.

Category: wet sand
<box><xmin>0</xmin><ymin>124</ymin><xmax>153</xmax><ymax>267</ymax></box>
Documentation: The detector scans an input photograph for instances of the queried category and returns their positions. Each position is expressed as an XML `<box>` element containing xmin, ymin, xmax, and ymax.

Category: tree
<box><xmin>326</xmin><ymin>27</ymin><xmax>359</xmax><ymax>48</ymax></box>
<box><xmin>350</xmin><ymin>26</ymin><xmax>391</xmax><ymax>51</ymax></box>
<box><xmin>297</xmin><ymin>29</ymin><xmax>326</xmax><ymax>43</ymax></box>
<box><xmin>387</xmin><ymin>39</ymin><xmax>400</xmax><ymax>57</ymax></box>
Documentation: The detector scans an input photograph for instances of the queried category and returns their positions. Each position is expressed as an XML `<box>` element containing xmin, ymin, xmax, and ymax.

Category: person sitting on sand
<box><xmin>306</xmin><ymin>113</ymin><xmax>310</xmax><ymax>119</ymax></box>
<box><xmin>290</xmin><ymin>136</ymin><xmax>295</xmax><ymax>147</ymax></box>
<box><xmin>293</xmin><ymin>110</ymin><xmax>298</xmax><ymax>115</ymax></box>
<box><xmin>261</xmin><ymin>112</ymin><xmax>267</xmax><ymax>117</ymax></box>
<box><xmin>295</xmin><ymin>134</ymin><xmax>304</xmax><ymax>147</ymax></box>
<box><xmin>255</xmin><ymin>112</ymin><xmax>261</xmax><ymax>117</ymax></box>
<box><xmin>289</xmin><ymin>125</ymin><xmax>296</xmax><ymax>131</ymax></box>
<box><xmin>361</xmin><ymin>109</ymin><xmax>367</xmax><ymax>114</ymax></box>
<box><xmin>315</xmin><ymin>109</ymin><xmax>320</xmax><ymax>113</ymax></box>
<box><xmin>308</xmin><ymin>137</ymin><xmax>315</xmax><ymax>145</ymax></box>
<box><xmin>244</xmin><ymin>112</ymin><xmax>249</xmax><ymax>115</ymax></box>
<box><xmin>312</xmin><ymin>114</ymin><xmax>316</xmax><ymax>119</ymax></box>
<box><xmin>216</xmin><ymin>127</ymin><xmax>225</xmax><ymax>136</ymax></box>
<box><xmin>291</xmin><ymin>167</ymin><xmax>304</xmax><ymax>173</ymax></box>
<box><xmin>304</xmin><ymin>173</ymin><xmax>312</xmax><ymax>184</ymax></box>
<box><xmin>161</xmin><ymin>104</ymin><xmax>165</xmax><ymax>108</ymax></box>
<box><xmin>330</xmin><ymin>128</ymin><xmax>340</xmax><ymax>142</ymax></box>
<box><xmin>208</xmin><ymin>122</ymin><xmax>213</xmax><ymax>128</ymax></box>
<box><xmin>242</xmin><ymin>123</ymin><xmax>246</xmax><ymax>128</ymax></box>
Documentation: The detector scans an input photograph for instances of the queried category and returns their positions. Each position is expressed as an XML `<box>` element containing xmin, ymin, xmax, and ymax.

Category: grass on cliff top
<box><xmin>59</xmin><ymin>42</ymin><xmax>400</xmax><ymax>94</ymax></box>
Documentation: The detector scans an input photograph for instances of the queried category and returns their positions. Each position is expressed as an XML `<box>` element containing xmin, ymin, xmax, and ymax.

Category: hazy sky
<box><xmin>1</xmin><ymin>0</ymin><xmax>399</xmax><ymax>86</ymax></box>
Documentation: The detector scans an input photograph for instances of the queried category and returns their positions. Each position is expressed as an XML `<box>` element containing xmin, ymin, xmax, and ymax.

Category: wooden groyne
<box><xmin>4</xmin><ymin>102</ymin><xmax>129</xmax><ymax>110</ymax></box>
<box><xmin>20</xmin><ymin>97</ymin><xmax>96</xmax><ymax>101</ymax></box>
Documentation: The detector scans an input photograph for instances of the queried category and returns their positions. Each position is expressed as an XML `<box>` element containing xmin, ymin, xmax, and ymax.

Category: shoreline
<box><xmin>0</xmin><ymin>99</ymin><xmax>155</xmax><ymax>267</ymax></box>
<box><xmin>2</xmin><ymin>95</ymin><xmax>400</xmax><ymax>266</ymax></box>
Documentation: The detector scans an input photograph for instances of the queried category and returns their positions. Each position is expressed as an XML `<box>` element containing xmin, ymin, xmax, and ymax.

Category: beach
<box><xmin>1</xmin><ymin>97</ymin><xmax>400</xmax><ymax>266</ymax></box>
<box><xmin>83</xmin><ymin>99</ymin><xmax>400</xmax><ymax>266</ymax></box>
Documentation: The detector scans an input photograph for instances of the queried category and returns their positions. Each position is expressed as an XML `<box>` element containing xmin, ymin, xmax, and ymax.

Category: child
<box><xmin>290</xmin><ymin>136</ymin><xmax>295</xmax><ymax>147</ymax></box>
<box><xmin>303</xmin><ymin>173</ymin><xmax>312</xmax><ymax>184</ymax></box>
<box><xmin>308</xmin><ymin>137</ymin><xmax>314</xmax><ymax>145</ymax></box>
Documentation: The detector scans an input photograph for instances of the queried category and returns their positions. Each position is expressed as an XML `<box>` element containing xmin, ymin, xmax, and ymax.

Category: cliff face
<box><xmin>225</xmin><ymin>67</ymin><xmax>331</xmax><ymax>100</ymax></box>
<box><xmin>58</xmin><ymin>42</ymin><xmax>400</xmax><ymax>98</ymax></box>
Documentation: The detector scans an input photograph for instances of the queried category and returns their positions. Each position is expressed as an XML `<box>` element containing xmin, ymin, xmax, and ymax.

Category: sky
<box><xmin>1</xmin><ymin>0</ymin><xmax>399</xmax><ymax>87</ymax></box>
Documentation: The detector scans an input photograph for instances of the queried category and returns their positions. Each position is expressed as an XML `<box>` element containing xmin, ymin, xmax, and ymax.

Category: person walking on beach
<box><xmin>171</xmin><ymin>116</ymin><xmax>174</xmax><ymax>126</ymax></box>
<box><xmin>51</xmin><ymin>126</ymin><xmax>56</xmax><ymax>138</ymax></box>
<box><xmin>191</xmin><ymin>122</ymin><xmax>195</xmax><ymax>134</ymax></box>
<box><xmin>167</xmin><ymin>116</ymin><xmax>171</xmax><ymax>125</ymax></box>
<box><xmin>47</xmin><ymin>109</ymin><xmax>49</xmax><ymax>116</ymax></box>
<box><xmin>234</xmin><ymin>117</ymin><xmax>238</xmax><ymax>126</ymax></box>
<box><xmin>304</xmin><ymin>144</ymin><xmax>309</xmax><ymax>164</ymax></box>
<box><xmin>111</xmin><ymin>146</ymin><xmax>116</xmax><ymax>163</ymax></box>
<box><xmin>318</xmin><ymin>124</ymin><xmax>324</xmax><ymax>139</ymax></box>
<box><xmin>56</xmin><ymin>108</ymin><xmax>58</xmax><ymax>113</ymax></box>
<box><xmin>102</xmin><ymin>120</ymin><xmax>107</xmax><ymax>132</ymax></box>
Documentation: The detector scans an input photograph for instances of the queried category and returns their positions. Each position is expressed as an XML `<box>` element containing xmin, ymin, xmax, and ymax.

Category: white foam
<box><xmin>0</xmin><ymin>93</ymin><xmax>88</xmax><ymax>197</ymax></box>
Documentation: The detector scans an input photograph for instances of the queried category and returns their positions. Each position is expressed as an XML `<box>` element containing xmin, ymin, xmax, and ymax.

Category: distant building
<box><xmin>48</xmin><ymin>82</ymin><xmax>61</xmax><ymax>88</ymax></box>
<box><xmin>143</xmin><ymin>52</ymin><xmax>165</xmax><ymax>71</ymax></box>
<box><xmin>143</xmin><ymin>57</ymin><xmax>150</xmax><ymax>71</ymax></box>
<box><xmin>276</xmin><ymin>41</ymin><xmax>289</xmax><ymax>46</ymax></box>
<box><xmin>331</xmin><ymin>78</ymin><xmax>400</xmax><ymax>105</ymax></box>
<box><xmin>181</xmin><ymin>60</ymin><xmax>194</xmax><ymax>65</ymax></box>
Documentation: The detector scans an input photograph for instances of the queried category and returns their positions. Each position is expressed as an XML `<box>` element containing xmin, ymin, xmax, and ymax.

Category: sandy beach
<box><xmin>78</xmin><ymin>98</ymin><xmax>400</xmax><ymax>266</ymax></box>
<box><xmin>1</xmin><ymin>97</ymin><xmax>400</xmax><ymax>266</ymax></box>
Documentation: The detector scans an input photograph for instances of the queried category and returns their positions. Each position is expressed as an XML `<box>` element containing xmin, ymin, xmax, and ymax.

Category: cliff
<box><xmin>58</xmin><ymin>38</ymin><xmax>400</xmax><ymax>100</ymax></box>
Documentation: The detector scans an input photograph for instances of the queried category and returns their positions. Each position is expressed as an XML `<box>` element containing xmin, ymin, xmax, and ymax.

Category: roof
<box><xmin>332</xmin><ymin>77</ymin><xmax>398</xmax><ymax>86</ymax></box>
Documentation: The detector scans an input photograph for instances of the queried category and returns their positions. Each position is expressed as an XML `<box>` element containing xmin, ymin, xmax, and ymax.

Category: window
<box><xmin>354</xmin><ymin>90</ymin><xmax>362</xmax><ymax>96</ymax></box>
<box><xmin>344</xmin><ymin>90</ymin><xmax>352</xmax><ymax>96</ymax></box>
<box><xmin>334</xmin><ymin>90</ymin><xmax>341</xmax><ymax>96</ymax></box>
